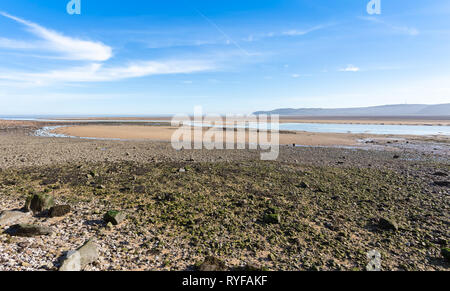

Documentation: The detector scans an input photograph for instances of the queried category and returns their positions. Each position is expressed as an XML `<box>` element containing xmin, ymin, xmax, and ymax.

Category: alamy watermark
<box><xmin>171</xmin><ymin>106</ymin><xmax>280</xmax><ymax>160</ymax></box>
<box><xmin>67</xmin><ymin>0</ymin><xmax>81</xmax><ymax>15</ymax></box>
<box><xmin>367</xmin><ymin>0</ymin><xmax>381</xmax><ymax>15</ymax></box>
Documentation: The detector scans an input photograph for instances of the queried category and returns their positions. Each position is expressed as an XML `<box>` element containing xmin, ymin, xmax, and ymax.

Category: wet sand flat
<box><xmin>53</xmin><ymin>125</ymin><xmax>365</xmax><ymax>146</ymax></box>
<box><xmin>53</xmin><ymin>124</ymin><xmax>450</xmax><ymax>147</ymax></box>
<box><xmin>55</xmin><ymin>125</ymin><xmax>178</xmax><ymax>142</ymax></box>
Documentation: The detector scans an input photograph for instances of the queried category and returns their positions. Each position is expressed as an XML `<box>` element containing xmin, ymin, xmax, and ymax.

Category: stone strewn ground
<box><xmin>0</xmin><ymin>124</ymin><xmax>449</xmax><ymax>271</ymax></box>
<box><xmin>0</xmin><ymin>133</ymin><xmax>449</xmax><ymax>169</ymax></box>
<box><xmin>0</xmin><ymin>159</ymin><xmax>449</xmax><ymax>271</ymax></box>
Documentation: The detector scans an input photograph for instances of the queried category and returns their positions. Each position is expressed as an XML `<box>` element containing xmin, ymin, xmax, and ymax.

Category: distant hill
<box><xmin>253</xmin><ymin>104</ymin><xmax>450</xmax><ymax>116</ymax></box>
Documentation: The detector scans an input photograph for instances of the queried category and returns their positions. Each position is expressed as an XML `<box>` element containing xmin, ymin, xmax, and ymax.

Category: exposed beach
<box><xmin>52</xmin><ymin>125</ymin><xmax>364</xmax><ymax>146</ymax></box>
<box><xmin>2</xmin><ymin>0</ymin><xmax>449</xmax><ymax>275</ymax></box>
<box><xmin>0</xmin><ymin>119</ymin><xmax>449</xmax><ymax>271</ymax></box>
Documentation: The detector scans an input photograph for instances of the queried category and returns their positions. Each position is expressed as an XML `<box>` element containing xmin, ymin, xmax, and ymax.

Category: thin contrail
<box><xmin>195</xmin><ymin>9</ymin><xmax>250</xmax><ymax>56</ymax></box>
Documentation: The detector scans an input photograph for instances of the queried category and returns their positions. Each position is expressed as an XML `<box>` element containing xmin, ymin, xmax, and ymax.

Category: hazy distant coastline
<box><xmin>254</xmin><ymin>103</ymin><xmax>450</xmax><ymax>116</ymax></box>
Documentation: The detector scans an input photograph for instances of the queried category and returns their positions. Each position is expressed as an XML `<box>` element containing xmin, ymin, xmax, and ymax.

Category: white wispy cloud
<box><xmin>291</xmin><ymin>74</ymin><xmax>312</xmax><ymax>78</ymax></box>
<box><xmin>0</xmin><ymin>37</ymin><xmax>38</xmax><ymax>49</ymax></box>
<box><xmin>0</xmin><ymin>11</ymin><xmax>113</xmax><ymax>61</ymax></box>
<box><xmin>243</xmin><ymin>24</ymin><xmax>330</xmax><ymax>42</ymax></box>
<box><xmin>394</xmin><ymin>26</ymin><xmax>419</xmax><ymax>36</ymax></box>
<box><xmin>282</xmin><ymin>25</ymin><xmax>326</xmax><ymax>36</ymax></box>
<box><xmin>339</xmin><ymin>65</ymin><xmax>360</xmax><ymax>72</ymax></box>
<box><xmin>360</xmin><ymin>17</ymin><xmax>419</xmax><ymax>36</ymax></box>
<box><xmin>0</xmin><ymin>60</ymin><xmax>214</xmax><ymax>84</ymax></box>
<box><xmin>0</xmin><ymin>12</ymin><xmax>216</xmax><ymax>86</ymax></box>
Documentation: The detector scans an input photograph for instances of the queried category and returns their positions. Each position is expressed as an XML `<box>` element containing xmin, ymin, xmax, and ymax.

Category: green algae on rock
<box><xmin>103</xmin><ymin>210</ymin><xmax>127</xmax><ymax>225</ymax></box>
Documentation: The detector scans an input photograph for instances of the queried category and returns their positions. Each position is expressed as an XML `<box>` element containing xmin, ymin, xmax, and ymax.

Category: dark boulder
<box><xmin>49</xmin><ymin>205</ymin><xmax>71</xmax><ymax>218</ymax></box>
<box><xmin>441</xmin><ymin>248</ymin><xmax>450</xmax><ymax>262</ymax></box>
<box><xmin>7</xmin><ymin>224</ymin><xmax>53</xmax><ymax>237</ymax></box>
<box><xmin>434</xmin><ymin>181</ymin><xmax>450</xmax><ymax>187</ymax></box>
<box><xmin>377</xmin><ymin>217</ymin><xmax>398</xmax><ymax>231</ymax></box>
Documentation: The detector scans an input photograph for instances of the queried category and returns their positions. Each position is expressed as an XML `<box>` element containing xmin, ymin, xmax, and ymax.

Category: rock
<box><xmin>59</xmin><ymin>239</ymin><xmax>99</xmax><ymax>271</ymax></box>
<box><xmin>263</xmin><ymin>206</ymin><xmax>281</xmax><ymax>224</ymax></box>
<box><xmin>78</xmin><ymin>239</ymin><xmax>99</xmax><ymax>268</ymax></box>
<box><xmin>179</xmin><ymin>168</ymin><xmax>186</xmax><ymax>173</ymax></box>
<box><xmin>49</xmin><ymin>205</ymin><xmax>71</xmax><ymax>218</ymax></box>
<box><xmin>366</xmin><ymin>250</ymin><xmax>382</xmax><ymax>271</ymax></box>
<box><xmin>434</xmin><ymin>181</ymin><xmax>450</xmax><ymax>187</ymax></box>
<box><xmin>298</xmin><ymin>182</ymin><xmax>308</xmax><ymax>188</ymax></box>
<box><xmin>0</xmin><ymin>210</ymin><xmax>30</xmax><ymax>227</ymax></box>
<box><xmin>7</xmin><ymin>224</ymin><xmax>53</xmax><ymax>237</ymax></box>
<box><xmin>263</xmin><ymin>213</ymin><xmax>281</xmax><ymax>224</ymax></box>
<box><xmin>40</xmin><ymin>178</ymin><xmax>58</xmax><ymax>186</ymax></box>
<box><xmin>134</xmin><ymin>185</ymin><xmax>146</xmax><ymax>193</ymax></box>
<box><xmin>119</xmin><ymin>187</ymin><xmax>131</xmax><ymax>193</ymax></box>
<box><xmin>59</xmin><ymin>251</ymin><xmax>81</xmax><ymax>271</ymax></box>
<box><xmin>197</xmin><ymin>256</ymin><xmax>226</xmax><ymax>271</ymax></box>
<box><xmin>433</xmin><ymin>171</ymin><xmax>447</xmax><ymax>177</ymax></box>
<box><xmin>89</xmin><ymin>171</ymin><xmax>98</xmax><ymax>177</ymax></box>
<box><xmin>103</xmin><ymin>210</ymin><xmax>126</xmax><ymax>225</ymax></box>
<box><xmin>27</xmin><ymin>193</ymin><xmax>55</xmax><ymax>213</ymax></box>
<box><xmin>441</xmin><ymin>248</ymin><xmax>450</xmax><ymax>262</ymax></box>
<box><xmin>377</xmin><ymin>217</ymin><xmax>398</xmax><ymax>231</ymax></box>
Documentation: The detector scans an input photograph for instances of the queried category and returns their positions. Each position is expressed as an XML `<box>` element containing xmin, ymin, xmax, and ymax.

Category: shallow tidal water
<box><xmin>3</xmin><ymin>117</ymin><xmax>450</xmax><ymax>136</ymax></box>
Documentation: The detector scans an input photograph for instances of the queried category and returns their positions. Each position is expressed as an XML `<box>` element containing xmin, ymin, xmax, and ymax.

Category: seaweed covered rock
<box><xmin>25</xmin><ymin>193</ymin><xmax>54</xmax><ymax>213</ymax></box>
<box><xmin>263</xmin><ymin>207</ymin><xmax>281</xmax><ymax>224</ymax></box>
<box><xmin>263</xmin><ymin>213</ymin><xmax>281</xmax><ymax>224</ymax></box>
<box><xmin>441</xmin><ymin>248</ymin><xmax>450</xmax><ymax>262</ymax></box>
<box><xmin>103</xmin><ymin>210</ymin><xmax>126</xmax><ymax>225</ymax></box>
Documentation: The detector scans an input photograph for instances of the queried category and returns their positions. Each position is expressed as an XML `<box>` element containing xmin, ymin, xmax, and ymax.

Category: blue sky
<box><xmin>0</xmin><ymin>0</ymin><xmax>449</xmax><ymax>115</ymax></box>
